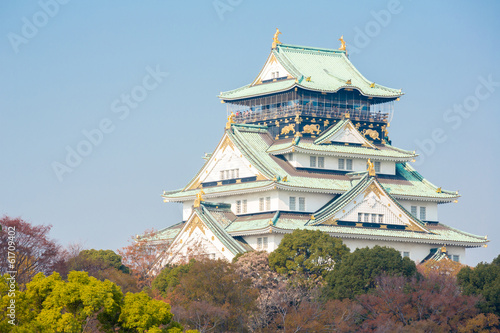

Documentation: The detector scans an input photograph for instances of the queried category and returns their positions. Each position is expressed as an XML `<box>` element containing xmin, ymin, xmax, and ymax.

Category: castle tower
<box><xmin>152</xmin><ymin>32</ymin><xmax>487</xmax><ymax>268</ymax></box>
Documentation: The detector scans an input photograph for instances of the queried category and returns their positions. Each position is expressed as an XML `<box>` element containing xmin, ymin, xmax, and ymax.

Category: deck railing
<box><xmin>231</xmin><ymin>105</ymin><xmax>389</xmax><ymax>124</ymax></box>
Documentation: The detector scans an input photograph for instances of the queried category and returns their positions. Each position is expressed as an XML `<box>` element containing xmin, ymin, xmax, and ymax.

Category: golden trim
<box><xmin>338</xmin><ymin>35</ymin><xmax>346</xmax><ymax>51</ymax></box>
<box><xmin>193</xmin><ymin>189</ymin><xmax>205</xmax><ymax>208</ymax></box>
<box><xmin>226</xmin><ymin>112</ymin><xmax>236</xmax><ymax>129</ymax></box>
<box><xmin>187</xmin><ymin>216</ymin><xmax>206</xmax><ymax>237</ymax></box>
<box><xmin>272</xmin><ymin>28</ymin><xmax>282</xmax><ymax>49</ymax></box>
<box><xmin>367</xmin><ymin>159</ymin><xmax>376</xmax><ymax>177</ymax></box>
<box><xmin>364</xmin><ymin>182</ymin><xmax>383</xmax><ymax>198</ymax></box>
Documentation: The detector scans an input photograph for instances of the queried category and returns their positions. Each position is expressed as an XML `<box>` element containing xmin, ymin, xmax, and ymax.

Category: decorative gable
<box><xmin>312</xmin><ymin>177</ymin><xmax>428</xmax><ymax>232</ymax></box>
<box><xmin>186</xmin><ymin>134</ymin><xmax>268</xmax><ymax>190</ymax></box>
<box><xmin>252</xmin><ymin>53</ymin><xmax>293</xmax><ymax>85</ymax></box>
<box><xmin>315</xmin><ymin>119</ymin><xmax>376</xmax><ymax>148</ymax></box>
<box><xmin>155</xmin><ymin>209</ymin><xmax>240</xmax><ymax>268</ymax></box>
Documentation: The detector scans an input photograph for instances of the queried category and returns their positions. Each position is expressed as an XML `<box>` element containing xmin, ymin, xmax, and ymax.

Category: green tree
<box><xmin>268</xmin><ymin>229</ymin><xmax>350</xmax><ymax>277</ymax></box>
<box><xmin>457</xmin><ymin>255</ymin><xmax>500</xmax><ymax>316</ymax></box>
<box><xmin>67</xmin><ymin>249</ymin><xmax>139</xmax><ymax>294</ymax></box>
<box><xmin>324</xmin><ymin>245</ymin><xmax>417</xmax><ymax>299</ymax></box>
<box><xmin>152</xmin><ymin>260</ymin><xmax>194</xmax><ymax>298</ymax></box>
<box><xmin>68</xmin><ymin>249</ymin><xmax>130</xmax><ymax>274</ymax></box>
<box><xmin>0</xmin><ymin>271</ymin><xmax>183</xmax><ymax>332</ymax></box>
<box><xmin>119</xmin><ymin>292</ymin><xmax>181</xmax><ymax>333</ymax></box>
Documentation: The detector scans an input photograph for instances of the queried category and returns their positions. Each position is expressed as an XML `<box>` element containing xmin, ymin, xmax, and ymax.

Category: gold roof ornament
<box><xmin>370</xmin><ymin>82</ymin><xmax>375</xmax><ymax>88</ymax></box>
<box><xmin>226</xmin><ymin>112</ymin><xmax>236</xmax><ymax>129</ymax></box>
<box><xmin>441</xmin><ymin>245</ymin><xmax>447</xmax><ymax>253</ymax></box>
<box><xmin>272</xmin><ymin>28</ymin><xmax>282</xmax><ymax>49</ymax></box>
<box><xmin>310</xmin><ymin>214</ymin><xmax>315</xmax><ymax>220</ymax></box>
<box><xmin>436</xmin><ymin>187</ymin><xmax>442</xmax><ymax>193</ymax></box>
<box><xmin>346</xmin><ymin>79</ymin><xmax>352</xmax><ymax>84</ymax></box>
<box><xmin>282</xmin><ymin>176</ymin><xmax>288</xmax><ymax>182</ymax></box>
<box><xmin>367</xmin><ymin>159</ymin><xmax>376</xmax><ymax>176</ymax></box>
<box><xmin>193</xmin><ymin>189</ymin><xmax>205</xmax><ymax>208</ymax></box>
<box><xmin>306</xmin><ymin>76</ymin><xmax>312</xmax><ymax>82</ymax></box>
<box><xmin>338</xmin><ymin>35</ymin><xmax>346</xmax><ymax>51</ymax></box>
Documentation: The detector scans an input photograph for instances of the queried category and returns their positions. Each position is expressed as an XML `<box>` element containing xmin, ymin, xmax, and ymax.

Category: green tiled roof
<box><xmin>267</xmin><ymin>139</ymin><xmax>416</xmax><ymax>161</ymax></box>
<box><xmin>226</xmin><ymin>214</ymin><xmax>486</xmax><ymax>246</ymax></box>
<box><xmin>163</xmin><ymin>180</ymin><xmax>275</xmax><ymax>200</ymax></box>
<box><xmin>228</xmin><ymin>125</ymin><xmax>289</xmax><ymax>179</ymax></box>
<box><xmin>314</xmin><ymin>118</ymin><xmax>353</xmax><ymax>145</ymax></box>
<box><xmin>196</xmin><ymin>204</ymin><xmax>247</xmax><ymax>256</ymax></box>
<box><xmin>163</xmin><ymin>124</ymin><xmax>457</xmax><ymax>202</ymax></box>
<box><xmin>220</xmin><ymin>43</ymin><xmax>402</xmax><ymax>101</ymax></box>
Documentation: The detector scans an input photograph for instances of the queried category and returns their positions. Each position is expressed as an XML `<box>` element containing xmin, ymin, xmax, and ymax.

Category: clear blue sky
<box><xmin>1</xmin><ymin>1</ymin><xmax>499</xmax><ymax>266</ymax></box>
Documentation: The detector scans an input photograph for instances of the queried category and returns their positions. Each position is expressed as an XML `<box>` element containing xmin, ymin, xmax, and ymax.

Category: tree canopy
<box><xmin>457</xmin><ymin>255</ymin><xmax>500</xmax><ymax>316</ymax></box>
<box><xmin>0</xmin><ymin>271</ymin><xmax>182</xmax><ymax>332</ymax></box>
<box><xmin>324</xmin><ymin>245</ymin><xmax>417</xmax><ymax>299</ymax></box>
<box><xmin>0</xmin><ymin>216</ymin><xmax>64</xmax><ymax>287</ymax></box>
<box><xmin>268</xmin><ymin>229</ymin><xmax>350</xmax><ymax>277</ymax></box>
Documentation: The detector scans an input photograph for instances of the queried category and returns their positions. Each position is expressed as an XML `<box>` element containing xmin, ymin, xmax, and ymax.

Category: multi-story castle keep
<box><xmin>151</xmin><ymin>31</ymin><xmax>487</xmax><ymax>267</ymax></box>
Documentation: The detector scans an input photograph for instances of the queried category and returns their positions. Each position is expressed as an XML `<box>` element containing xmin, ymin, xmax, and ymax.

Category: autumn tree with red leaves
<box><xmin>0</xmin><ymin>216</ymin><xmax>64</xmax><ymax>288</ymax></box>
<box><xmin>117</xmin><ymin>229</ymin><xmax>168</xmax><ymax>289</ymax></box>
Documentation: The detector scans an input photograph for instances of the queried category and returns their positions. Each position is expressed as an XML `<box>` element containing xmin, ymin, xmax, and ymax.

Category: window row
<box><xmin>309</xmin><ymin>156</ymin><xmax>325</xmax><ymax>168</ymax></box>
<box><xmin>259</xmin><ymin>197</ymin><xmax>271</xmax><ymax>211</ymax></box>
<box><xmin>358</xmin><ymin>213</ymin><xmax>384</xmax><ymax>223</ymax></box>
<box><xmin>289</xmin><ymin>196</ymin><xmax>306</xmax><ymax>211</ymax></box>
<box><xmin>236</xmin><ymin>196</ymin><xmax>307</xmax><ymax>214</ymax></box>
<box><xmin>220</xmin><ymin>168</ymin><xmax>239</xmax><ymax>180</ymax></box>
<box><xmin>309</xmin><ymin>156</ymin><xmax>382</xmax><ymax>173</ymax></box>
<box><xmin>257</xmin><ymin>237</ymin><xmax>268</xmax><ymax>250</ymax></box>
<box><xmin>235</xmin><ymin>199</ymin><xmax>248</xmax><ymax>214</ymax></box>
<box><xmin>410</xmin><ymin>206</ymin><xmax>426</xmax><ymax>220</ymax></box>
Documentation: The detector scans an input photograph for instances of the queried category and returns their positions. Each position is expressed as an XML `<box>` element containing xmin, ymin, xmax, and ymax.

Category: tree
<box><xmin>0</xmin><ymin>216</ymin><xmax>64</xmax><ymax>288</ymax></box>
<box><xmin>324</xmin><ymin>245</ymin><xmax>417</xmax><ymax>299</ymax></box>
<box><xmin>119</xmin><ymin>292</ymin><xmax>181</xmax><ymax>333</ymax></box>
<box><xmin>268</xmin><ymin>229</ymin><xmax>350</xmax><ymax>277</ymax></box>
<box><xmin>0</xmin><ymin>271</ymin><xmax>184</xmax><ymax>332</ymax></box>
<box><xmin>68</xmin><ymin>249</ymin><xmax>130</xmax><ymax>274</ymax></box>
<box><xmin>67</xmin><ymin>249</ymin><xmax>139</xmax><ymax>294</ymax></box>
<box><xmin>418</xmin><ymin>256</ymin><xmax>465</xmax><ymax>278</ymax></box>
<box><xmin>118</xmin><ymin>229</ymin><xmax>167</xmax><ymax>289</ymax></box>
<box><xmin>152</xmin><ymin>260</ymin><xmax>194</xmax><ymax>299</ymax></box>
<box><xmin>355</xmin><ymin>274</ymin><xmax>488</xmax><ymax>332</ymax></box>
<box><xmin>161</xmin><ymin>259</ymin><xmax>258</xmax><ymax>332</ymax></box>
<box><xmin>457</xmin><ymin>255</ymin><xmax>500</xmax><ymax>316</ymax></box>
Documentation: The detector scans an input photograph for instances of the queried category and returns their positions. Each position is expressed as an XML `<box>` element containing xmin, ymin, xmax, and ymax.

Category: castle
<box><xmin>150</xmin><ymin>31</ymin><xmax>487</xmax><ymax>267</ymax></box>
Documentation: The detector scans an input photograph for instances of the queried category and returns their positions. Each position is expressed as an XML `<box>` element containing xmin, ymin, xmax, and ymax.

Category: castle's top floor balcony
<box><xmin>227</xmin><ymin>100</ymin><xmax>393</xmax><ymax>125</ymax></box>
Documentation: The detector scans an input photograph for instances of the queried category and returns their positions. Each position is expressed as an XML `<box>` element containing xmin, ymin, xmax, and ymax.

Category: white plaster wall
<box><xmin>278</xmin><ymin>190</ymin><xmax>334</xmax><ymax>212</ymax></box>
<box><xmin>248</xmin><ymin>232</ymin><xmax>466</xmax><ymax>264</ymax></box>
<box><xmin>182</xmin><ymin>201</ymin><xmax>193</xmax><ymax>220</ymax></box>
<box><xmin>243</xmin><ymin>234</ymin><xmax>281</xmax><ymax>252</ymax></box>
<box><xmin>260</xmin><ymin>60</ymin><xmax>291</xmax><ymax>81</ymax></box>
<box><xmin>215</xmin><ymin>190</ymin><xmax>279</xmax><ymax>215</ymax></box>
<box><xmin>166</xmin><ymin>224</ymin><xmax>234</xmax><ymax>265</ymax></box>
<box><xmin>289</xmin><ymin>152</ymin><xmax>395</xmax><ymax>175</ymax></box>
<box><xmin>209</xmin><ymin>190</ymin><xmax>334</xmax><ymax>215</ymax></box>
<box><xmin>205</xmin><ymin>143</ymin><xmax>255</xmax><ymax>182</ymax></box>
<box><xmin>398</xmin><ymin>200</ymin><xmax>439</xmax><ymax>222</ymax></box>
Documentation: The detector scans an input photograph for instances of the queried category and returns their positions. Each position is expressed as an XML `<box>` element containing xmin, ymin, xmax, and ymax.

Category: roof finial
<box><xmin>272</xmin><ymin>28</ymin><xmax>282</xmax><ymax>49</ymax></box>
<box><xmin>338</xmin><ymin>35</ymin><xmax>346</xmax><ymax>51</ymax></box>
<box><xmin>367</xmin><ymin>159</ymin><xmax>376</xmax><ymax>176</ymax></box>
<box><xmin>194</xmin><ymin>189</ymin><xmax>205</xmax><ymax>208</ymax></box>
<box><xmin>226</xmin><ymin>112</ymin><xmax>235</xmax><ymax>129</ymax></box>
